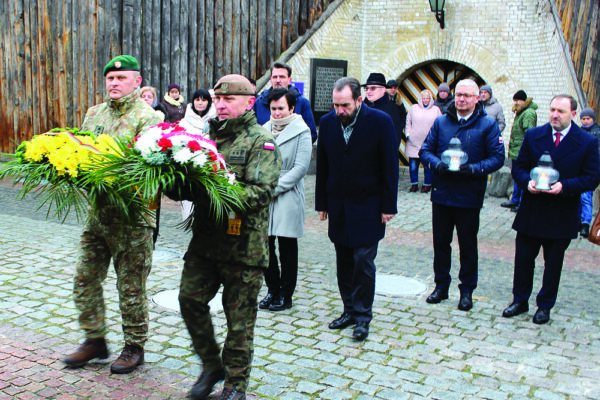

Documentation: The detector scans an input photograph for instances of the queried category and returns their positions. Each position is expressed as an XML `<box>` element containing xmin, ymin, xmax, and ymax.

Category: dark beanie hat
<box><xmin>513</xmin><ymin>90</ymin><xmax>527</xmax><ymax>101</ymax></box>
<box><xmin>480</xmin><ymin>85</ymin><xmax>493</xmax><ymax>97</ymax></box>
<box><xmin>168</xmin><ymin>83</ymin><xmax>181</xmax><ymax>92</ymax></box>
<box><xmin>580</xmin><ymin>107</ymin><xmax>596</xmax><ymax>120</ymax></box>
<box><xmin>438</xmin><ymin>83</ymin><xmax>450</xmax><ymax>93</ymax></box>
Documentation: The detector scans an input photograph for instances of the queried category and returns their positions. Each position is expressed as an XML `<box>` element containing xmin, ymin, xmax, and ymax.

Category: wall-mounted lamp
<box><xmin>429</xmin><ymin>0</ymin><xmax>445</xmax><ymax>29</ymax></box>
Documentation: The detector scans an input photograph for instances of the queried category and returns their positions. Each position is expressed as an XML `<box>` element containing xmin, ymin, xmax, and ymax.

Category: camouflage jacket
<box><xmin>189</xmin><ymin>110</ymin><xmax>282</xmax><ymax>268</ymax></box>
<box><xmin>81</xmin><ymin>88</ymin><xmax>163</xmax><ymax>227</ymax></box>
<box><xmin>81</xmin><ymin>88</ymin><xmax>162</xmax><ymax>139</ymax></box>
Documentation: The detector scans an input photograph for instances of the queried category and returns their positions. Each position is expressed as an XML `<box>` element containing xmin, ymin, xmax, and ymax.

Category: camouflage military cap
<box><xmin>103</xmin><ymin>55</ymin><xmax>140</xmax><ymax>76</ymax></box>
<box><xmin>213</xmin><ymin>74</ymin><xmax>255</xmax><ymax>96</ymax></box>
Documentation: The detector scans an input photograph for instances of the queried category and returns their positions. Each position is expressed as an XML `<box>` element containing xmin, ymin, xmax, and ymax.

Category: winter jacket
<box><xmin>434</xmin><ymin>93</ymin><xmax>455</xmax><ymax>115</ymax></box>
<box><xmin>364</xmin><ymin>93</ymin><xmax>406</xmax><ymax>144</ymax></box>
<box><xmin>179</xmin><ymin>104</ymin><xmax>217</xmax><ymax>137</ymax></box>
<box><xmin>419</xmin><ymin>102</ymin><xmax>505</xmax><ymax>208</ymax></box>
<box><xmin>263</xmin><ymin>116</ymin><xmax>312</xmax><ymax>238</ymax></box>
<box><xmin>405</xmin><ymin>91</ymin><xmax>442</xmax><ymax>158</ymax></box>
<box><xmin>253</xmin><ymin>86</ymin><xmax>318</xmax><ymax>142</ymax></box>
<box><xmin>482</xmin><ymin>96</ymin><xmax>506</xmax><ymax>132</ymax></box>
<box><xmin>582</xmin><ymin>122</ymin><xmax>600</xmax><ymax>153</ymax></box>
<box><xmin>508</xmin><ymin>98</ymin><xmax>538</xmax><ymax>160</ymax></box>
<box><xmin>161</xmin><ymin>94</ymin><xmax>186</xmax><ymax>123</ymax></box>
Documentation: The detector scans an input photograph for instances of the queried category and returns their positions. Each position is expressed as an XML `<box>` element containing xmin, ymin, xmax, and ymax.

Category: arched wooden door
<box><xmin>393</xmin><ymin>60</ymin><xmax>485</xmax><ymax>165</ymax></box>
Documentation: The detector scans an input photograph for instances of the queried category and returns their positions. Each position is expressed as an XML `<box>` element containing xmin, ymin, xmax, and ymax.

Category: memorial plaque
<box><xmin>309</xmin><ymin>58</ymin><xmax>348</xmax><ymax>123</ymax></box>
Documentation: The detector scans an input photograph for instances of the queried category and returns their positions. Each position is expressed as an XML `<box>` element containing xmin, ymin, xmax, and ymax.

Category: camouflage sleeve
<box><xmin>240</xmin><ymin>133</ymin><xmax>282</xmax><ymax>212</ymax></box>
<box><xmin>136</xmin><ymin>108</ymin><xmax>163</xmax><ymax>134</ymax></box>
<box><xmin>80</xmin><ymin>105</ymin><xmax>103</xmax><ymax>132</ymax></box>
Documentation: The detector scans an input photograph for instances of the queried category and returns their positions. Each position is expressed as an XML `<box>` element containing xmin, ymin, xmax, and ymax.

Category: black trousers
<box><xmin>432</xmin><ymin>203</ymin><xmax>480</xmax><ymax>294</ymax></box>
<box><xmin>334</xmin><ymin>242</ymin><xmax>378</xmax><ymax>323</ymax></box>
<box><xmin>264</xmin><ymin>236</ymin><xmax>298</xmax><ymax>300</ymax></box>
<box><xmin>512</xmin><ymin>232</ymin><xmax>571</xmax><ymax>309</ymax></box>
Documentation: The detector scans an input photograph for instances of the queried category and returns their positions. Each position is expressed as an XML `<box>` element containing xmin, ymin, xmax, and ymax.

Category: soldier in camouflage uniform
<box><xmin>166</xmin><ymin>75</ymin><xmax>281</xmax><ymax>400</ymax></box>
<box><xmin>63</xmin><ymin>55</ymin><xmax>162</xmax><ymax>375</ymax></box>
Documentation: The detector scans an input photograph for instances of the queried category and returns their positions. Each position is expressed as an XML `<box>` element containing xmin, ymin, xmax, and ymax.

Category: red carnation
<box><xmin>188</xmin><ymin>141</ymin><xmax>201</xmax><ymax>151</ymax></box>
<box><xmin>157</xmin><ymin>122</ymin><xmax>172</xmax><ymax>130</ymax></box>
<box><xmin>158</xmin><ymin>137</ymin><xmax>173</xmax><ymax>151</ymax></box>
<box><xmin>209</xmin><ymin>151</ymin><xmax>218</xmax><ymax>161</ymax></box>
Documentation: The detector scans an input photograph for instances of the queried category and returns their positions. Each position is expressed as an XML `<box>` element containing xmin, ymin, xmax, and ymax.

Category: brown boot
<box><xmin>409</xmin><ymin>184</ymin><xmax>418</xmax><ymax>192</ymax></box>
<box><xmin>63</xmin><ymin>338</ymin><xmax>109</xmax><ymax>368</ymax></box>
<box><xmin>110</xmin><ymin>344</ymin><xmax>144</xmax><ymax>374</ymax></box>
<box><xmin>421</xmin><ymin>185</ymin><xmax>431</xmax><ymax>193</ymax></box>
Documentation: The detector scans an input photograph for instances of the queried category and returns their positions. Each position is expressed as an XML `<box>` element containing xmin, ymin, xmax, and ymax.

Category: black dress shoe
<box><xmin>426</xmin><ymin>287</ymin><xmax>449</xmax><ymax>304</ymax></box>
<box><xmin>500</xmin><ymin>201</ymin><xmax>518</xmax><ymax>209</ymax></box>
<box><xmin>457</xmin><ymin>293</ymin><xmax>473</xmax><ymax>311</ymax></box>
<box><xmin>258</xmin><ymin>293</ymin><xmax>275</xmax><ymax>310</ymax></box>
<box><xmin>352</xmin><ymin>321</ymin><xmax>369</xmax><ymax>341</ymax></box>
<box><xmin>328</xmin><ymin>313</ymin><xmax>356</xmax><ymax>329</ymax></box>
<box><xmin>189</xmin><ymin>367</ymin><xmax>226</xmax><ymax>400</ymax></box>
<box><xmin>580</xmin><ymin>223</ymin><xmax>590</xmax><ymax>238</ymax></box>
<box><xmin>502</xmin><ymin>301</ymin><xmax>529</xmax><ymax>318</ymax></box>
<box><xmin>269</xmin><ymin>296</ymin><xmax>292</xmax><ymax>311</ymax></box>
<box><xmin>532</xmin><ymin>308</ymin><xmax>551</xmax><ymax>325</ymax></box>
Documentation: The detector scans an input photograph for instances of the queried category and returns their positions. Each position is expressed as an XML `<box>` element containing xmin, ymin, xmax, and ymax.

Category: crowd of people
<box><xmin>58</xmin><ymin>54</ymin><xmax>600</xmax><ymax>400</ymax></box>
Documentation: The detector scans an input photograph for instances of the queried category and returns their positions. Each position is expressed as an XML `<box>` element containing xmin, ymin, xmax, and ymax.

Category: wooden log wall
<box><xmin>555</xmin><ymin>0</ymin><xmax>600</xmax><ymax>113</ymax></box>
<box><xmin>0</xmin><ymin>0</ymin><xmax>335</xmax><ymax>153</ymax></box>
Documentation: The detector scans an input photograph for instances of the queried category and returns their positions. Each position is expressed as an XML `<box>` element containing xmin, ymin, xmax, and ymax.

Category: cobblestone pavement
<box><xmin>1</xmin><ymin>172</ymin><xmax>599</xmax><ymax>399</ymax></box>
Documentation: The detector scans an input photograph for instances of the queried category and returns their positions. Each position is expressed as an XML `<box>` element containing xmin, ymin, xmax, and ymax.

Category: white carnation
<box><xmin>173</xmin><ymin>148</ymin><xmax>194</xmax><ymax>164</ymax></box>
<box><xmin>170</xmin><ymin>134</ymin><xmax>191</xmax><ymax>147</ymax></box>
<box><xmin>191</xmin><ymin>152</ymin><xmax>208</xmax><ymax>167</ymax></box>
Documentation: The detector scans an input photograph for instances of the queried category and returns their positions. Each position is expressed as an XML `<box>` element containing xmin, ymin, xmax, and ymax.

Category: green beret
<box><xmin>103</xmin><ymin>55</ymin><xmax>140</xmax><ymax>76</ymax></box>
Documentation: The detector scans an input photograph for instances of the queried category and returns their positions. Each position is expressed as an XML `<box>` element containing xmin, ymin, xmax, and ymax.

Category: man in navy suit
<box><xmin>503</xmin><ymin>94</ymin><xmax>600</xmax><ymax>324</ymax></box>
<box><xmin>315</xmin><ymin>77</ymin><xmax>399</xmax><ymax>341</ymax></box>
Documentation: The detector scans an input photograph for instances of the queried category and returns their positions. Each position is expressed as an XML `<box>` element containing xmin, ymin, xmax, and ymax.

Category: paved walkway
<box><xmin>1</xmin><ymin>173</ymin><xmax>599</xmax><ymax>399</ymax></box>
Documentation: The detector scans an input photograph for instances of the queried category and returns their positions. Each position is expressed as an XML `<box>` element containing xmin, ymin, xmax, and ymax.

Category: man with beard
<box><xmin>315</xmin><ymin>77</ymin><xmax>399</xmax><ymax>341</ymax></box>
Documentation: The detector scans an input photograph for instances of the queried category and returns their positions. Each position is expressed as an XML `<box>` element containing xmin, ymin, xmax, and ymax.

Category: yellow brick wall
<box><xmin>284</xmin><ymin>0</ymin><xmax>580</xmax><ymax>139</ymax></box>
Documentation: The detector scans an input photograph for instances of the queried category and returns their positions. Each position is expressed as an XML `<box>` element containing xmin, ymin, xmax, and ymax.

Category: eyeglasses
<box><xmin>455</xmin><ymin>93</ymin><xmax>477</xmax><ymax>99</ymax></box>
<box><xmin>364</xmin><ymin>86</ymin><xmax>385</xmax><ymax>91</ymax></box>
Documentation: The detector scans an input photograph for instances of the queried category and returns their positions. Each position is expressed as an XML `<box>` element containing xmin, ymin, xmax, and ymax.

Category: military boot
<box><xmin>110</xmin><ymin>344</ymin><xmax>144</xmax><ymax>374</ymax></box>
<box><xmin>63</xmin><ymin>338</ymin><xmax>109</xmax><ymax>368</ymax></box>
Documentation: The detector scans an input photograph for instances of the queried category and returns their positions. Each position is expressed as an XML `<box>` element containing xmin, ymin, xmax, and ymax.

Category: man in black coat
<box><xmin>502</xmin><ymin>94</ymin><xmax>600</xmax><ymax>325</ymax></box>
<box><xmin>362</xmin><ymin>73</ymin><xmax>406</xmax><ymax>145</ymax></box>
<box><xmin>315</xmin><ymin>77</ymin><xmax>399</xmax><ymax>341</ymax></box>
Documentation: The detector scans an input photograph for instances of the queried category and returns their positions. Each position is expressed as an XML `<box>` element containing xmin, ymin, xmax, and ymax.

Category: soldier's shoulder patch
<box><xmin>263</xmin><ymin>142</ymin><xmax>275</xmax><ymax>150</ymax></box>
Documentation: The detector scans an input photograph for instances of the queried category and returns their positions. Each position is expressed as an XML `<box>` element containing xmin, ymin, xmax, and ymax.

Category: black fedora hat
<box><xmin>361</xmin><ymin>72</ymin><xmax>389</xmax><ymax>88</ymax></box>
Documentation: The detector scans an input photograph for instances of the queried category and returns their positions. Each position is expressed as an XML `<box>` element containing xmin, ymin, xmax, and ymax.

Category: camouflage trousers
<box><xmin>73</xmin><ymin>218</ymin><xmax>153</xmax><ymax>347</ymax></box>
<box><xmin>178</xmin><ymin>252</ymin><xmax>263</xmax><ymax>393</ymax></box>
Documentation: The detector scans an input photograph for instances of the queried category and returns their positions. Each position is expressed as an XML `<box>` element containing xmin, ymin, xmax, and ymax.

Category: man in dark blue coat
<box><xmin>253</xmin><ymin>61</ymin><xmax>318</xmax><ymax>143</ymax></box>
<box><xmin>420</xmin><ymin>79</ymin><xmax>505</xmax><ymax>312</ymax></box>
<box><xmin>315</xmin><ymin>77</ymin><xmax>399</xmax><ymax>341</ymax></box>
<box><xmin>502</xmin><ymin>94</ymin><xmax>600</xmax><ymax>325</ymax></box>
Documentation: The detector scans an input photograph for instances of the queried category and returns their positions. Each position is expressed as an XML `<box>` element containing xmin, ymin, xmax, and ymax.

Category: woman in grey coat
<box><xmin>258</xmin><ymin>88</ymin><xmax>312</xmax><ymax>311</ymax></box>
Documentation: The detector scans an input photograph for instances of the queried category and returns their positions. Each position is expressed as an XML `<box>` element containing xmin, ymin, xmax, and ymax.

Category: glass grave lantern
<box><xmin>441</xmin><ymin>136</ymin><xmax>468</xmax><ymax>171</ymax></box>
<box><xmin>530</xmin><ymin>151</ymin><xmax>559</xmax><ymax>190</ymax></box>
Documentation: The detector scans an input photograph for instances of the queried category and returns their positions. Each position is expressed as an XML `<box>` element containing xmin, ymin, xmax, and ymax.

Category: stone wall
<box><xmin>283</xmin><ymin>0</ymin><xmax>581</xmax><ymax>141</ymax></box>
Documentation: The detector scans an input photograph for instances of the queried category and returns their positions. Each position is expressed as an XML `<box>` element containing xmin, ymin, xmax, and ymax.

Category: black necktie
<box><xmin>459</xmin><ymin>118</ymin><xmax>466</xmax><ymax>125</ymax></box>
